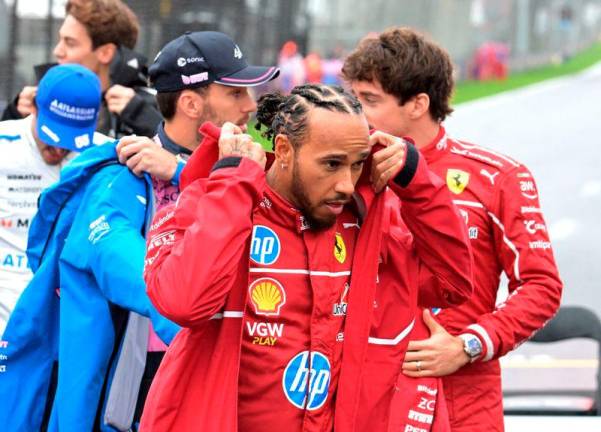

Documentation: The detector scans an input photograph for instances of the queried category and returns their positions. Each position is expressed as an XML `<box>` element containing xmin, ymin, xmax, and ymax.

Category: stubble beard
<box><xmin>290</xmin><ymin>157</ymin><xmax>336</xmax><ymax>230</ymax></box>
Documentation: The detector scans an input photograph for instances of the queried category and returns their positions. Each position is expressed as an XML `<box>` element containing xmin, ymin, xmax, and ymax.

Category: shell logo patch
<box><xmin>334</xmin><ymin>233</ymin><xmax>346</xmax><ymax>264</ymax></box>
<box><xmin>446</xmin><ymin>169</ymin><xmax>470</xmax><ymax>195</ymax></box>
<box><xmin>249</xmin><ymin>277</ymin><xmax>286</xmax><ymax>316</ymax></box>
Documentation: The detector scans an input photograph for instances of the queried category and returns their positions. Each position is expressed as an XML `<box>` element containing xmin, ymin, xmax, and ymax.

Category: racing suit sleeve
<box><xmin>463</xmin><ymin>166</ymin><xmax>562</xmax><ymax>361</ymax></box>
<box><xmin>144</xmin><ymin>157</ymin><xmax>266</xmax><ymax>328</ymax></box>
<box><xmin>84</xmin><ymin>167</ymin><xmax>179</xmax><ymax>344</ymax></box>
<box><xmin>388</xmin><ymin>143</ymin><xmax>474</xmax><ymax>307</ymax></box>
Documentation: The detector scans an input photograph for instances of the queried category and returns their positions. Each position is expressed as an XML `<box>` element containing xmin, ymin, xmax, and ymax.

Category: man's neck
<box><xmin>98</xmin><ymin>68</ymin><xmax>111</xmax><ymax>92</ymax></box>
<box><xmin>266</xmin><ymin>166</ymin><xmax>297</xmax><ymax>208</ymax></box>
<box><xmin>164</xmin><ymin>118</ymin><xmax>201</xmax><ymax>152</ymax></box>
<box><xmin>407</xmin><ymin>117</ymin><xmax>442</xmax><ymax>150</ymax></box>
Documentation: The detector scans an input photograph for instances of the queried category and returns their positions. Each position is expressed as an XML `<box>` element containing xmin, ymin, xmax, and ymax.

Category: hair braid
<box><xmin>255</xmin><ymin>83</ymin><xmax>362</xmax><ymax>149</ymax></box>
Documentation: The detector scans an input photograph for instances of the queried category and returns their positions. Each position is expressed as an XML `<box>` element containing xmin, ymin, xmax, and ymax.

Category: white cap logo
<box><xmin>74</xmin><ymin>133</ymin><xmax>90</xmax><ymax>149</ymax></box>
<box><xmin>40</xmin><ymin>125</ymin><xmax>59</xmax><ymax>143</ymax></box>
<box><xmin>49</xmin><ymin>99</ymin><xmax>95</xmax><ymax>121</ymax></box>
<box><xmin>177</xmin><ymin>57</ymin><xmax>187</xmax><ymax>67</ymax></box>
<box><xmin>181</xmin><ymin>72</ymin><xmax>209</xmax><ymax>85</ymax></box>
<box><xmin>234</xmin><ymin>45</ymin><xmax>243</xmax><ymax>59</ymax></box>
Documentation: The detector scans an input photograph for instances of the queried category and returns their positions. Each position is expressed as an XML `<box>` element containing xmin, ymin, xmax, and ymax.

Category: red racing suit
<box><xmin>140</xmin><ymin>124</ymin><xmax>473</xmax><ymax>431</ymax></box>
<box><xmin>420</xmin><ymin>126</ymin><xmax>563</xmax><ymax>431</ymax></box>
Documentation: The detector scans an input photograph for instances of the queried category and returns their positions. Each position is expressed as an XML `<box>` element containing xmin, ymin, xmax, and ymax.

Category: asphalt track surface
<box><xmin>445</xmin><ymin>62</ymin><xmax>601</xmax><ymax>430</ymax></box>
<box><xmin>445</xmin><ymin>62</ymin><xmax>601</xmax><ymax>317</ymax></box>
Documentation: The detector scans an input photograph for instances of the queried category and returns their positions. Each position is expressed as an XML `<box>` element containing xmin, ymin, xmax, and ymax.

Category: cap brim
<box><xmin>215</xmin><ymin>66</ymin><xmax>280</xmax><ymax>87</ymax></box>
<box><xmin>37</xmin><ymin>110</ymin><xmax>95</xmax><ymax>152</ymax></box>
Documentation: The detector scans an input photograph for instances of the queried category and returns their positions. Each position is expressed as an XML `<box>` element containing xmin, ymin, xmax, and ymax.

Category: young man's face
<box><xmin>201</xmin><ymin>84</ymin><xmax>258</xmax><ymax>131</ymax></box>
<box><xmin>287</xmin><ymin>109</ymin><xmax>370</xmax><ymax>229</ymax></box>
<box><xmin>351</xmin><ymin>80</ymin><xmax>413</xmax><ymax>138</ymax></box>
<box><xmin>53</xmin><ymin>15</ymin><xmax>102</xmax><ymax>73</ymax></box>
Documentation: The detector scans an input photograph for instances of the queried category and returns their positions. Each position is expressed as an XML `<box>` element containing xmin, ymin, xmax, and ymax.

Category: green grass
<box><xmin>247</xmin><ymin>121</ymin><xmax>273</xmax><ymax>151</ymax></box>
<box><xmin>453</xmin><ymin>42</ymin><xmax>601</xmax><ymax>104</ymax></box>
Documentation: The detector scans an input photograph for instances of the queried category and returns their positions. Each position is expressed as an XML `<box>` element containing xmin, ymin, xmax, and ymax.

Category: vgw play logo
<box><xmin>250</xmin><ymin>225</ymin><xmax>280</xmax><ymax>265</ymax></box>
<box><xmin>282</xmin><ymin>351</ymin><xmax>330</xmax><ymax>410</ymax></box>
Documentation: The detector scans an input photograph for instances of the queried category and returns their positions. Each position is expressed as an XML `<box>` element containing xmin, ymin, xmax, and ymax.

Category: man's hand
<box><xmin>219</xmin><ymin>122</ymin><xmax>266</xmax><ymax>170</ymax></box>
<box><xmin>369</xmin><ymin>131</ymin><xmax>407</xmax><ymax>193</ymax></box>
<box><xmin>116</xmin><ymin>136</ymin><xmax>178</xmax><ymax>180</ymax></box>
<box><xmin>402</xmin><ymin>309</ymin><xmax>470</xmax><ymax>377</ymax></box>
<box><xmin>105</xmin><ymin>85</ymin><xmax>136</xmax><ymax>115</ymax></box>
<box><xmin>16</xmin><ymin>86</ymin><xmax>37</xmax><ymax>117</ymax></box>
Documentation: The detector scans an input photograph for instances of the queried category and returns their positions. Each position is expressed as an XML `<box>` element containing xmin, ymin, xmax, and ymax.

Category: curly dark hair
<box><xmin>66</xmin><ymin>0</ymin><xmax>139</xmax><ymax>49</ymax></box>
<box><xmin>255</xmin><ymin>83</ymin><xmax>362</xmax><ymax>150</ymax></box>
<box><xmin>342</xmin><ymin>27</ymin><xmax>454</xmax><ymax>122</ymax></box>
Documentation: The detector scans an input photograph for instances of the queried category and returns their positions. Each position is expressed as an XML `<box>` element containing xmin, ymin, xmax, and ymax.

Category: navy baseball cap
<box><xmin>149</xmin><ymin>31</ymin><xmax>280</xmax><ymax>92</ymax></box>
<box><xmin>36</xmin><ymin>64</ymin><xmax>101</xmax><ymax>152</ymax></box>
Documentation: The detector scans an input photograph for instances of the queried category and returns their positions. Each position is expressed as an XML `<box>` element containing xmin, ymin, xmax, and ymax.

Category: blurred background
<box><xmin>1</xmin><ymin>0</ymin><xmax>601</xmax><ymax>427</ymax></box>
<box><xmin>2</xmin><ymin>0</ymin><xmax>601</xmax><ymax>104</ymax></box>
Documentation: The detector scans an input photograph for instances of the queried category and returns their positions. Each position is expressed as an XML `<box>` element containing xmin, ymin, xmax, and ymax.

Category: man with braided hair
<box><xmin>140</xmin><ymin>83</ymin><xmax>473</xmax><ymax>431</ymax></box>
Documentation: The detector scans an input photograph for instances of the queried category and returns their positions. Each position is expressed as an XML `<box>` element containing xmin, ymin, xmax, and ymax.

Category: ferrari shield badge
<box><xmin>334</xmin><ymin>233</ymin><xmax>347</xmax><ymax>264</ymax></box>
<box><xmin>446</xmin><ymin>169</ymin><xmax>470</xmax><ymax>195</ymax></box>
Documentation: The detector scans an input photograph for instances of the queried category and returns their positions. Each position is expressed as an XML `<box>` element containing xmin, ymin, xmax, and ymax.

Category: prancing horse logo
<box><xmin>446</xmin><ymin>169</ymin><xmax>470</xmax><ymax>194</ymax></box>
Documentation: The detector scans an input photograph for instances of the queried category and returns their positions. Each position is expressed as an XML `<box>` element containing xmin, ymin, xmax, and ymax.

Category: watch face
<box><xmin>466</xmin><ymin>337</ymin><xmax>482</xmax><ymax>357</ymax></box>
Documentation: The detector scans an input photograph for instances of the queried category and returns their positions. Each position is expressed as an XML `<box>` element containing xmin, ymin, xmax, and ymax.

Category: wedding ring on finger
<box><xmin>416</xmin><ymin>360</ymin><xmax>422</xmax><ymax>372</ymax></box>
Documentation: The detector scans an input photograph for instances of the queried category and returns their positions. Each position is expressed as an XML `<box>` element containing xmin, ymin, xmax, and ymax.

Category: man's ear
<box><xmin>274</xmin><ymin>133</ymin><xmax>293</xmax><ymax>169</ymax></box>
<box><xmin>409</xmin><ymin>92</ymin><xmax>430</xmax><ymax>120</ymax></box>
<box><xmin>95</xmin><ymin>43</ymin><xmax>117</xmax><ymax>66</ymax></box>
<box><xmin>177</xmin><ymin>90</ymin><xmax>205</xmax><ymax>119</ymax></box>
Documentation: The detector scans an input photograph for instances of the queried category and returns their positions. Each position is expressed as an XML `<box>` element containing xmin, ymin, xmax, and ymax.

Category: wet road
<box><xmin>445</xmin><ymin>62</ymin><xmax>601</xmax><ymax>316</ymax></box>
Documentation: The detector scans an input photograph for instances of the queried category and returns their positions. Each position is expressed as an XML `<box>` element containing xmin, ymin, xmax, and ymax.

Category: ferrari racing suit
<box><xmin>140</xmin><ymin>124</ymin><xmax>473</xmax><ymax>431</ymax></box>
<box><xmin>420</xmin><ymin>126</ymin><xmax>563</xmax><ymax>431</ymax></box>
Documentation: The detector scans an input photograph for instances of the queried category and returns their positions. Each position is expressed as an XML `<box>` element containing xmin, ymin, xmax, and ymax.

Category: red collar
<box><xmin>418</xmin><ymin>125</ymin><xmax>448</xmax><ymax>163</ymax></box>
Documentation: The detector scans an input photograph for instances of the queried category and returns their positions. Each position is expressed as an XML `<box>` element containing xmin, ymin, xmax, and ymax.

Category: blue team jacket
<box><xmin>0</xmin><ymin>143</ymin><xmax>179</xmax><ymax>431</ymax></box>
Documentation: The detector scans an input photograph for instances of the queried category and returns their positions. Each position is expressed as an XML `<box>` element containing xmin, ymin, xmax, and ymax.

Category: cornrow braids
<box><xmin>255</xmin><ymin>83</ymin><xmax>362</xmax><ymax>149</ymax></box>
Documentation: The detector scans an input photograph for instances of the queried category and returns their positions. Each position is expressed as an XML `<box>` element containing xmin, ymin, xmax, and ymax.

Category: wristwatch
<box><xmin>459</xmin><ymin>333</ymin><xmax>483</xmax><ymax>362</ymax></box>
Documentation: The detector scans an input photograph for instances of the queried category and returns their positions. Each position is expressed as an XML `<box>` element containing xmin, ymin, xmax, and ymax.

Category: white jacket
<box><xmin>0</xmin><ymin>116</ymin><xmax>108</xmax><ymax>335</ymax></box>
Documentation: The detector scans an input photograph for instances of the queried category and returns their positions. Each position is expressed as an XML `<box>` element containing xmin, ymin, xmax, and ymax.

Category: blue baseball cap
<box><xmin>149</xmin><ymin>31</ymin><xmax>279</xmax><ymax>92</ymax></box>
<box><xmin>36</xmin><ymin>64</ymin><xmax>101</xmax><ymax>152</ymax></box>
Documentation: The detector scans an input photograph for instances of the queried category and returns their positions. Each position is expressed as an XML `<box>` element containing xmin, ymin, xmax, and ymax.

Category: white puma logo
<box><xmin>480</xmin><ymin>169</ymin><xmax>500</xmax><ymax>185</ymax></box>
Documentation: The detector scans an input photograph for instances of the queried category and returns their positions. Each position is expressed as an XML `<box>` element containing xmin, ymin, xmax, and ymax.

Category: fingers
<box><xmin>105</xmin><ymin>85</ymin><xmax>134</xmax><ymax>99</ymax></box>
<box><xmin>401</xmin><ymin>359</ymin><xmax>435</xmax><ymax>377</ymax></box>
<box><xmin>105</xmin><ymin>85</ymin><xmax>135</xmax><ymax>114</ymax></box>
<box><xmin>404</xmin><ymin>350</ymin><xmax>429</xmax><ymax>363</ymax></box>
<box><xmin>106</xmin><ymin>100</ymin><xmax>125</xmax><ymax>114</ymax></box>
<box><xmin>369</xmin><ymin>134</ymin><xmax>407</xmax><ymax>192</ymax></box>
<box><xmin>20</xmin><ymin>86</ymin><xmax>37</xmax><ymax>100</ymax></box>
<box><xmin>17</xmin><ymin>86</ymin><xmax>37</xmax><ymax>117</ymax></box>
<box><xmin>422</xmin><ymin>309</ymin><xmax>445</xmax><ymax>334</ymax></box>
<box><xmin>118</xmin><ymin>142</ymin><xmax>147</xmax><ymax>164</ymax></box>
<box><xmin>125</xmin><ymin>152</ymin><xmax>145</xmax><ymax>177</ymax></box>
<box><xmin>221</xmin><ymin>121</ymin><xmax>243</xmax><ymax>137</ymax></box>
<box><xmin>117</xmin><ymin>137</ymin><xmax>156</xmax><ymax>164</ymax></box>
<box><xmin>372</xmin><ymin>162</ymin><xmax>402</xmax><ymax>193</ymax></box>
<box><xmin>369</xmin><ymin>130</ymin><xmax>400</xmax><ymax>148</ymax></box>
<box><xmin>218</xmin><ymin>123</ymin><xmax>265</xmax><ymax>168</ymax></box>
<box><xmin>406</xmin><ymin>339</ymin><xmax>433</xmax><ymax>352</ymax></box>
